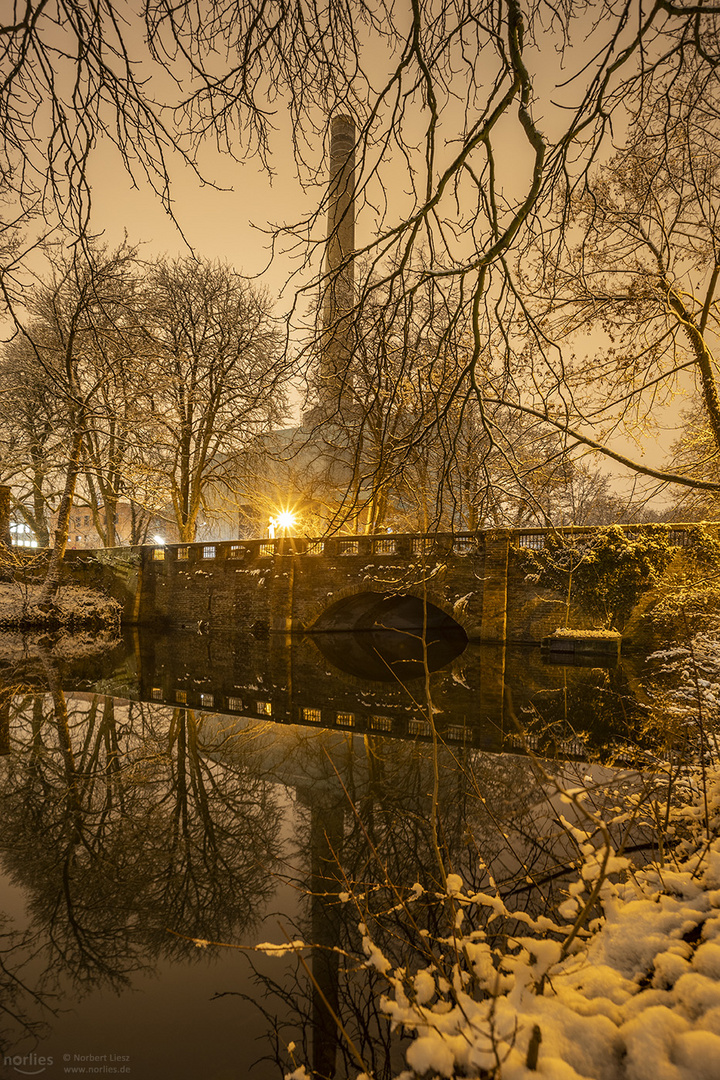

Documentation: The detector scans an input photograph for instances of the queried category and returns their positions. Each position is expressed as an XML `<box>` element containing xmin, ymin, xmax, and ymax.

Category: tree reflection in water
<box><xmin>0</xmin><ymin>654</ymin><xmax>283</xmax><ymax>1056</ymax></box>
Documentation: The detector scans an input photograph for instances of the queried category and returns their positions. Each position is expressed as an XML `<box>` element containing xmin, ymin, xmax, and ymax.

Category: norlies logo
<box><xmin>3</xmin><ymin>1054</ymin><xmax>54</xmax><ymax>1075</ymax></box>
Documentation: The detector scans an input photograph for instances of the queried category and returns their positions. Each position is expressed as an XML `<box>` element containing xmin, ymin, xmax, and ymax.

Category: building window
<box><xmin>200</xmin><ymin>693</ymin><xmax>214</xmax><ymax>708</ymax></box>
<box><xmin>152</xmin><ymin>548</ymin><xmax>165</xmax><ymax>560</ymax></box>
<box><xmin>260</xmin><ymin>543</ymin><xmax>275</xmax><ymax>558</ymax></box>
<box><xmin>307</xmin><ymin>540</ymin><xmax>324</xmax><ymax>555</ymax></box>
<box><xmin>373</xmin><ymin>538</ymin><xmax>396</xmax><ymax>555</ymax></box>
<box><xmin>257</xmin><ymin>700</ymin><xmax>272</xmax><ymax>715</ymax></box>
<box><xmin>177</xmin><ymin>547</ymin><xmax>189</xmax><ymax>560</ymax></box>
<box><xmin>202</xmin><ymin>545</ymin><xmax>216</xmax><ymax>559</ymax></box>
<box><xmin>338</xmin><ymin>540</ymin><xmax>359</xmax><ymax>555</ymax></box>
<box><xmin>229</xmin><ymin>544</ymin><xmax>245</xmax><ymax>558</ymax></box>
<box><xmin>227</xmin><ymin>696</ymin><xmax>243</xmax><ymax>711</ymax></box>
<box><xmin>151</xmin><ymin>687</ymin><xmax>163</xmax><ymax>700</ymax></box>
<box><xmin>302</xmin><ymin>707</ymin><xmax>322</xmax><ymax>724</ymax></box>
<box><xmin>175</xmin><ymin>690</ymin><xmax>188</xmax><ymax>704</ymax></box>
<box><xmin>336</xmin><ymin>712</ymin><xmax>355</xmax><ymax>727</ymax></box>
<box><xmin>10</xmin><ymin>523</ymin><xmax>38</xmax><ymax>548</ymax></box>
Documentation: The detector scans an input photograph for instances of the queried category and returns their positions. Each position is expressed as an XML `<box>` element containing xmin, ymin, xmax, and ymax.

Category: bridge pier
<box><xmin>478</xmin><ymin>642</ymin><xmax>506</xmax><ymax>726</ymax></box>
<box><xmin>479</xmin><ymin>531</ymin><xmax>510</xmax><ymax>642</ymax></box>
<box><xmin>269</xmin><ymin>553</ymin><xmax>296</xmax><ymax>632</ymax></box>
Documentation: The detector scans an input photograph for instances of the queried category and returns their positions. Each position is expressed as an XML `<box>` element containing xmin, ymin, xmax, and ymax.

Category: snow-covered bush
<box><xmin>627</xmin><ymin>524</ymin><xmax>720</xmax><ymax>649</ymax></box>
<box><xmin>282</xmin><ymin>766</ymin><xmax>720</xmax><ymax>1080</ymax></box>
<box><xmin>0</xmin><ymin>582</ymin><xmax>121</xmax><ymax>628</ymax></box>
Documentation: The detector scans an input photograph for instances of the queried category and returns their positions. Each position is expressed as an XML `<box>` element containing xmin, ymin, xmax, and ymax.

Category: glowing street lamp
<box><xmin>269</xmin><ymin>510</ymin><xmax>297</xmax><ymax>538</ymax></box>
<box><xmin>276</xmin><ymin>511</ymin><xmax>296</xmax><ymax>534</ymax></box>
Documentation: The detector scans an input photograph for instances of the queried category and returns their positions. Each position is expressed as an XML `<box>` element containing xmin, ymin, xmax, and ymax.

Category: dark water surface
<box><xmin>0</xmin><ymin>628</ymin><xmax>658</xmax><ymax>1080</ymax></box>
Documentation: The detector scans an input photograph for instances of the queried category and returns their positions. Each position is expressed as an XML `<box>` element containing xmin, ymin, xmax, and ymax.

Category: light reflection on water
<box><xmin>0</xmin><ymin>629</ymin><xmax>659</xmax><ymax>1078</ymax></box>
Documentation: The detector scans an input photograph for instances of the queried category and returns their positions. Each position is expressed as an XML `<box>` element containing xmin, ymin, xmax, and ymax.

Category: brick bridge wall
<box><xmin>61</xmin><ymin>524</ymin><xmax>699</xmax><ymax>643</ymax></box>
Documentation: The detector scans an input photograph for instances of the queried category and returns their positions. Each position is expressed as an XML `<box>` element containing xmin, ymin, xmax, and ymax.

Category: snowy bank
<box><xmin>285</xmin><ymin>766</ymin><xmax>720</xmax><ymax>1080</ymax></box>
<box><xmin>0</xmin><ymin>583</ymin><xmax>122</xmax><ymax>629</ymax></box>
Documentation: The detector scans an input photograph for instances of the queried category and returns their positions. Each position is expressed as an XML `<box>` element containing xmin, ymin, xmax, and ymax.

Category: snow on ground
<box><xmin>322</xmin><ymin>766</ymin><xmax>720</xmax><ymax>1080</ymax></box>
<box><xmin>0</xmin><ymin>582</ymin><xmax>121</xmax><ymax>628</ymax></box>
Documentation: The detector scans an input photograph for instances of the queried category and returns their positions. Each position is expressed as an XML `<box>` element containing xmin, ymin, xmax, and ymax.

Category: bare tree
<box><xmin>268</xmin><ymin>267</ymin><xmax>638</xmax><ymax>534</ymax></box>
<box><xmin>668</xmin><ymin>405</ymin><xmax>720</xmax><ymax>521</ymax></box>
<box><xmin>10</xmin><ymin>239</ymin><xmax>143</xmax><ymax>599</ymax></box>
<box><xmin>4</xmin><ymin>2</ymin><xmax>720</xmax><ymax>514</ymax></box>
<box><xmin>0</xmin><ymin>335</ymin><xmax>68</xmax><ymax>546</ymax></box>
<box><xmin>517</xmin><ymin>71</ymin><xmax>720</xmax><ymax>493</ymax></box>
<box><xmin>79</xmin><ymin>321</ymin><xmax>154</xmax><ymax>548</ymax></box>
<box><xmin>136</xmin><ymin>256</ymin><xmax>286</xmax><ymax>542</ymax></box>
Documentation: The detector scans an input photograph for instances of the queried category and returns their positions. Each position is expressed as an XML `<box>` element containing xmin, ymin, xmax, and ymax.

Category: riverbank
<box><xmin>0</xmin><ymin>583</ymin><xmax>122</xmax><ymax>630</ymax></box>
<box><xmin>332</xmin><ymin>761</ymin><xmax>720</xmax><ymax>1080</ymax></box>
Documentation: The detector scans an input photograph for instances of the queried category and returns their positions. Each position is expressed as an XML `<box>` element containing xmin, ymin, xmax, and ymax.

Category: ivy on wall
<box><xmin>519</xmin><ymin>525</ymin><xmax>683</xmax><ymax>630</ymax></box>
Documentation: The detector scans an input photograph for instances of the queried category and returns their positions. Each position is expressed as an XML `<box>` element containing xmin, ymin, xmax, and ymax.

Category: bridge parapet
<box><xmin>61</xmin><ymin>523</ymin><xmax>699</xmax><ymax>568</ymax></box>
<box><xmin>136</xmin><ymin>530</ymin><xmax>489</xmax><ymax>563</ymax></box>
<box><xmin>111</xmin><ymin>523</ymin><xmax>697</xmax><ymax>563</ymax></box>
<box><xmin>511</xmin><ymin>524</ymin><xmax>695</xmax><ymax>551</ymax></box>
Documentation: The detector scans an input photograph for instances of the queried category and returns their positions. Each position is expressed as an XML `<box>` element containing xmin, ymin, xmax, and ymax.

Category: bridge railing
<box><xmin>62</xmin><ymin>522</ymin><xmax>707</xmax><ymax>566</ymax></box>
<box><xmin>101</xmin><ymin>532</ymin><xmax>487</xmax><ymax>563</ymax></box>
<box><xmin>513</xmin><ymin>523</ymin><xmax>697</xmax><ymax>551</ymax></box>
<box><xmin>138</xmin><ymin>531</ymin><xmax>494</xmax><ymax>562</ymax></box>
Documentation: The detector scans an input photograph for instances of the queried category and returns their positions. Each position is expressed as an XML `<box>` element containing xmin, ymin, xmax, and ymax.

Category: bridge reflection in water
<box><xmin>99</xmin><ymin>624</ymin><xmax>644</xmax><ymax>762</ymax></box>
<box><xmin>0</xmin><ymin>626</ymin><xmax>658</xmax><ymax>1077</ymax></box>
<box><xmin>0</xmin><ymin>623</ymin><xmax>651</xmax><ymax>767</ymax></box>
<box><xmin>310</xmin><ymin>626</ymin><xmax>468</xmax><ymax>682</ymax></box>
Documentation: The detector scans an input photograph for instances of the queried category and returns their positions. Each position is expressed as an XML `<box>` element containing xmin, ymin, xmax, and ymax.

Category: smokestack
<box><xmin>320</xmin><ymin>115</ymin><xmax>356</xmax><ymax>411</ymax></box>
<box><xmin>326</xmin><ymin>114</ymin><xmax>355</xmax><ymax>294</ymax></box>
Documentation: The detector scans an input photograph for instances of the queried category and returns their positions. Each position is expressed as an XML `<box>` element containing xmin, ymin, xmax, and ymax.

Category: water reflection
<box><xmin>0</xmin><ymin>629</ymin><xmax>664</xmax><ymax>1077</ymax></box>
<box><xmin>136</xmin><ymin>627</ymin><xmax>653</xmax><ymax>763</ymax></box>
<box><xmin>310</xmin><ymin>627</ymin><xmax>468</xmax><ymax>681</ymax></box>
<box><xmin>0</xmin><ymin>677</ymin><xmax>284</xmax><ymax>1066</ymax></box>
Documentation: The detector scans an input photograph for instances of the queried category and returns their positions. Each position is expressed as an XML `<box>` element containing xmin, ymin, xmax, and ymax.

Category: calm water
<box><xmin>0</xmin><ymin>628</ymin><xmax>660</xmax><ymax>1080</ymax></box>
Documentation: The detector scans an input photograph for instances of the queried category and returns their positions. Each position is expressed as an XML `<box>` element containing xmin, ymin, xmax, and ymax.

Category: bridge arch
<box><xmin>307</xmin><ymin>589</ymin><xmax>467</xmax><ymax>635</ymax></box>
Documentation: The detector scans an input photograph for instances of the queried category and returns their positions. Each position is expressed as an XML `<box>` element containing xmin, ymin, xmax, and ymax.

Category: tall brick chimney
<box><xmin>319</xmin><ymin>115</ymin><xmax>356</xmax><ymax>412</ymax></box>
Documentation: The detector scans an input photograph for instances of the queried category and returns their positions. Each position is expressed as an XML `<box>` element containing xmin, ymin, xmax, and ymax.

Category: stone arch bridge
<box><xmin>63</xmin><ymin>524</ymin><xmax>695</xmax><ymax>643</ymax></box>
